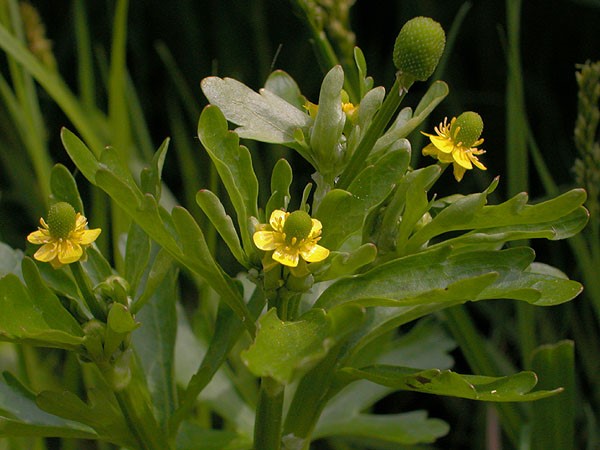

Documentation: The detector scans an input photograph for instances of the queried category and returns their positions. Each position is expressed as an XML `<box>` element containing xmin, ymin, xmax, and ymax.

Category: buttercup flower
<box><xmin>421</xmin><ymin>111</ymin><xmax>487</xmax><ymax>182</ymax></box>
<box><xmin>253</xmin><ymin>209</ymin><xmax>329</xmax><ymax>268</ymax></box>
<box><xmin>27</xmin><ymin>202</ymin><xmax>101</xmax><ymax>269</ymax></box>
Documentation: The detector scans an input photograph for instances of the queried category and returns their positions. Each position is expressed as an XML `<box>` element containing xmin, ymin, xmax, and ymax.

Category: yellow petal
<box><xmin>253</xmin><ymin>231</ymin><xmax>280</xmax><ymax>251</ymax></box>
<box><xmin>27</xmin><ymin>229</ymin><xmax>51</xmax><ymax>244</ymax></box>
<box><xmin>422</xmin><ymin>143</ymin><xmax>441</xmax><ymax>157</ymax></box>
<box><xmin>269</xmin><ymin>210</ymin><xmax>287</xmax><ymax>232</ymax></box>
<box><xmin>300</xmin><ymin>243</ymin><xmax>329</xmax><ymax>263</ymax></box>
<box><xmin>429</xmin><ymin>135</ymin><xmax>455</xmax><ymax>153</ymax></box>
<box><xmin>469</xmin><ymin>153</ymin><xmax>487</xmax><ymax>170</ymax></box>
<box><xmin>272</xmin><ymin>246</ymin><xmax>299</xmax><ymax>267</ymax></box>
<box><xmin>452</xmin><ymin>148</ymin><xmax>473</xmax><ymax>169</ymax></box>
<box><xmin>436</xmin><ymin>151</ymin><xmax>454</xmax><ymax>164</ymax></box>
<box><xmin>74</xmin><ymin>213</ymin><xmax>87</xmax><ymax>230</ymax></box>
<box><xmin>309</xmin><ymin>219</ymin><xmax>322</xmax><ymax>238</ymax></box>
<box><xmin>452</xmin><ymin>163</ymin><xmax>467</xmax><ymax>182</ymax></box>
<box><xmin>77</xmin><ymin>228</ymin><xmax>101</xmax><ymax>245</ymax></box>
<box><xmin>58</xmin><ymin>240</ymin><xmax>83</xmax><ymax>264</ymax></box>
<box><xmin>34</xmin><ymin>242</ymin><xmax>58</xmax><ymax>262</ymax></box>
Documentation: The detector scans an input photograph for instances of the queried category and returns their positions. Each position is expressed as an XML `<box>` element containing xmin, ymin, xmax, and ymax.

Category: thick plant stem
<box><xmin>337</xmin><ymin>77</ymin><xmax>407</xmax><ymax>189</ymax></box>
<box><xmin>114</xmin><ymin>380</ymin><xmax>169</xmax><ymax>450</ymax></box>
<box><xmin>254</xmin><ymin>377</ymin><xmax>285</xmax><ymax>450</ymax></box>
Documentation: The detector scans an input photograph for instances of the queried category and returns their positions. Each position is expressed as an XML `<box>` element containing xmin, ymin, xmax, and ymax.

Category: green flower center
<box><xmin>47</xmin><ymin>202</ymin><xmax>77</xmax><ymax>239</ymax></box>
<box><xmin>451</xmin><ymin>111</ymin><xmax>483</xmax><ymax>148</ymax></box>
<box><xmin>283</xmin><ymin>211</ymin><xmax>313</xmax><ymax>245</ymax></box>
<box><xmin>393</xmin><ymin>16</ymin><xmax>446</xmax><ymax>81</ymax></box>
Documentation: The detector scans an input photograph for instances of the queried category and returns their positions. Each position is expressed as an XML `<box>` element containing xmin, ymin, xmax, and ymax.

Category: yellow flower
<box><xmin>27</xmin><ymin>202</ymin><xmax>101</xmax><ymax>269</ymax></box>
<box><xmin>421</xmin><ymin>111</ymin><xmax>487</xmax><ymax>182</ymax></box>
<box><xmin>253</xmin><ymin>209</ymin><xmax>330</xmax><ymax>267</ymax></box>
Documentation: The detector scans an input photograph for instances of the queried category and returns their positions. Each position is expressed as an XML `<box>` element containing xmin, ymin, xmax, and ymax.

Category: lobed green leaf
<box><xmin>339</xmin><ymin>365</ymin><xmax>561</xmax><ymax>402</ymax></box>
<box><xmin>201</xmin><ymin>76</ymin><xmax>311</xmax><ymax>144</ymax></box>
<box><xmin>316</xmin><ymin>247</ymin><xmax>582</xmax><ymax>310</ymax></box>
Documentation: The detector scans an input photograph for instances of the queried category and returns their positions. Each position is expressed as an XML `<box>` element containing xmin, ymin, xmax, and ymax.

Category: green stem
<box><xmin>71</xmin><ymin>261</ymin><xmax>106</xmax><ymax>321</ymax></box>
<box><xmin>114</xmin><ymin>375</ymin><xmax>169</xmax><ymax>450</ymax></box>
<box><xmin>254</xmin><ymin>377</ymin><xmax>284</xmax><ymax>450</ymax></box>
<box><xmin>337</xmin><ymin>77</ymin><xmax>407</xmax><ymax>189</ymax></box>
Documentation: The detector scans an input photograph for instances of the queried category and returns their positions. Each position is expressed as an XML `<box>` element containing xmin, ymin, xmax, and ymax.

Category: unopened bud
<box><xmin>393</xmin><ymin>16</ymin><xmax>446</xmax><ymax>83</ymax></box>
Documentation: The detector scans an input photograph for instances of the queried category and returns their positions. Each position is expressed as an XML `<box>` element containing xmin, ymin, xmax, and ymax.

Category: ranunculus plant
<box><xmin>0</xmin><ymin>15</ymin><xmax>587</xmax><ymax>450</ymax></box>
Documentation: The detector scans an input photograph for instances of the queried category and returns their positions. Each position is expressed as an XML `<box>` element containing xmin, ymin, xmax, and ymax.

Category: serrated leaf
<box><xmin>340</xmin><ymin>365</ymin><xmax>561</xmax><ymax>402</ymax></box>
<box><xmin>201</xmin><ymin>76</ymin><xmax>311</xmax><ymax>144</ymax></box>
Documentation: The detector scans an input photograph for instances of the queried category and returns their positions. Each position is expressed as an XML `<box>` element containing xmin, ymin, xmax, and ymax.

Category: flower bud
<box><xmin>393</xmin><ymin>16</ymin><xmax>446</xmax><ymax>82</ymax></box>
<box><xmin>95</xmin><ymin>275</ymin><xmax>131</xmax><ymax>306</ymax></box>
<box><xmin>47</xmin><ymin>202</ymin><xmax>76</xmax><ymax>239</ymax></box>
<box><xmin>451</xmin><ymin>111</ymin><xmax>484</xmax><ymax>148</ymax></box>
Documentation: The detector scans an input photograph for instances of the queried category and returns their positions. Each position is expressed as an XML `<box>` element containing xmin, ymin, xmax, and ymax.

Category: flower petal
<box><xmin>452</xmin><ymin>163</ymin><xmax>467</xmax><ymax>182</ymax></box>
<box><xmin>253</xmin><ymin>231</ymin><xmax>280</xmax><ymax>251</ymax></box>
<box><xmin>308</xmin><ymin>219</ymin><xmax>322</xmax><ymax>239</ymax></box>
<box><xmin>27</xmin><ymin>229</ymin><xmax>51</xmax><ymax>244</ymax></box>
<box><xmin>299</xmin><ymin>243</ymin><xmax>329</xmax><ymax>263</ymax></box>
<box><xmin>77</xmin><ymin>228</ymin><xmax>102</xmax><ymax>245</ymax></box>
<box><xmin>74</xmin><ymin>213</ymin><xmax>88</xmax><ymax>230</ymax></box>
<box><xmin>429</xmin><ymin>135</ymin><xmax>455</xmax><ymax>153</ymax></box>
<box><xmin>452</xmin><ymin>148</ymin><xmax>473</xmax><ymax>169</ymax></box>
<box><xmin>269</xmin><ymin>210</ymin><xmax>287</xmax><ymax>232</ymax></box>
<box><xmin>58</xmin><ymin>240</ymin><xmax>83</xmax><ymax>264</ymax></box>
<box><xmin>469</xmin><ymin>153</ymin><xmax>487</xmax><ymax>170</ymax></box>
<box><xmin>272</xmin><ymin>246</ymin><xmax>299</xmax><ymax>267</ymax></box>
<box><xmin>422</xmin><ymin>143</ymin><xmax>441</xmax><ymax>157</ymax></box>
<box><xmin>34</xmin><ymin>243</ymin><xmax>58</xmax><ymax>262</ymax></box>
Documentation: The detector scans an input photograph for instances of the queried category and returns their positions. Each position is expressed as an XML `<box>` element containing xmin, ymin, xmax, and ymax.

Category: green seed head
<box><xmin>47</xmin><ymin>202</ymin><xmax>77</xmax><ymax>239</ymax></box>
<box><xmin>451</xmin><ymin>111</ymin><xmax>484</xmax><ymax>148</ymax></box>
<box><xmin>393</xmin><ymin>16</ymin><xmax>446</xmax><ymax>81</ymax></box>
<box><xmin>283</xmin><ymin>211</ymin><xmax>313</xmax><ymax>244</ymax></box>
